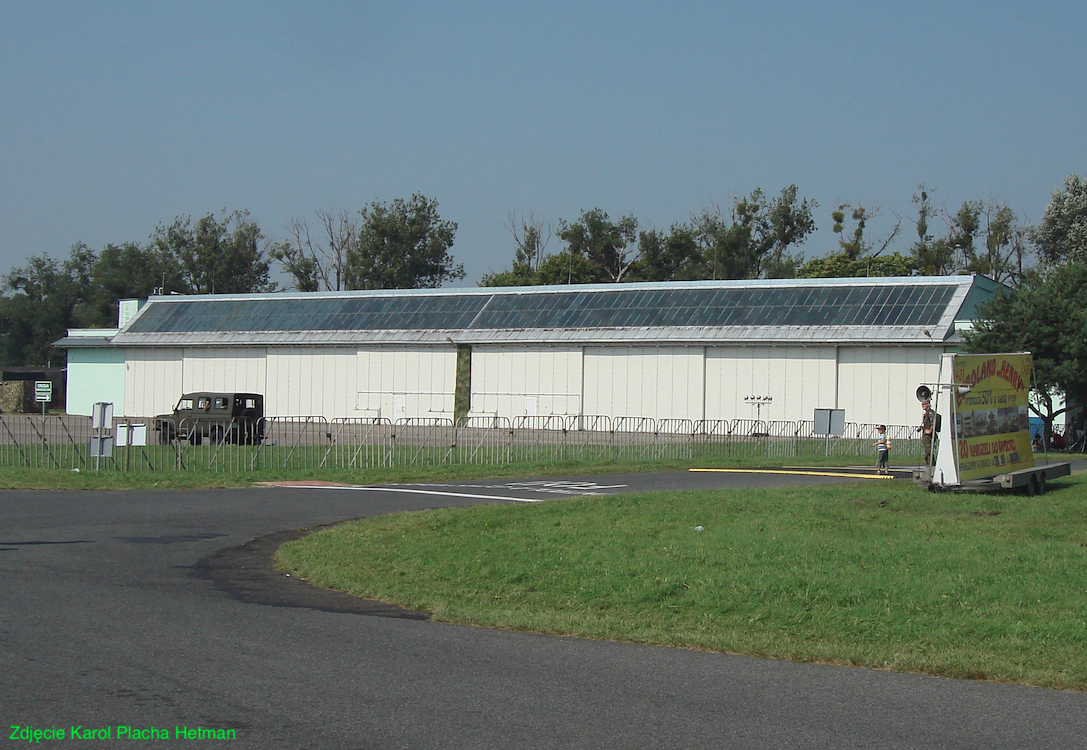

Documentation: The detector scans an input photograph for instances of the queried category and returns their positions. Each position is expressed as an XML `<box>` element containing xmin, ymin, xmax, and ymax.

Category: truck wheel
<box><xmin>190</xmin><ymin>432</ymin><xmax>203</xmax><ymax>446</ymax></box>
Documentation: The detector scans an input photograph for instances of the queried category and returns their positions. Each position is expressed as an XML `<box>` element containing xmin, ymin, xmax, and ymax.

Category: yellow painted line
<box><xmin>690</xmin><ymin>468</ymin><xmax>895</xmax><ymax>480</ymax></box>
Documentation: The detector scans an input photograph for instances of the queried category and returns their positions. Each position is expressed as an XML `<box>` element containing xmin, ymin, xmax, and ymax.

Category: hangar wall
<box><xmin>471</xmin><ymin>346</ymin><xmax>582</xmax><ymax>418</ymax></box>
<box><xmin>583</xmin><ymin>346</ymin><xmax>705</xmax><ymax>422</ymax></box>
<box><xmin>705</xmin><ymin>346</ymin><xmax>839</xmax><ymax>424</ymax></box>
<box><xmin>838</xmin><ymin>346</ymin><xmax>942</xmax><ymax>426</ymax></box>
<box><xmin>125</xmin><ymin>349</ymin><xmax>183</xmax><ymax>417</ymax></box>
<box><xmin>356</xmin><ymin>347</ymin><xmax>455</xmax><ymax>421</ymax></box>
<box><xmin>117</xmin><ymin>342</ymin><xmax>943</xmax><ymax>427</ymax></box>
<box><xmin>269</xmin><ymin>347</ymin><xmax>356</xmax><ymax>417</ymax></box>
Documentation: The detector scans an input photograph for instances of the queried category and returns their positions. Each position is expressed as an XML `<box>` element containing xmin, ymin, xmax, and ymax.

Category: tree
<box><xmin>0</xmin><ymin>246</ymin><xmax>95</xmax><ymax>366</ymax></box>
<box><xmin>691</xmin><ymin>186</ymin><xmax>818</xmax><ymax>280</ymax></box>
<box><xmin>556</xmin><ymin>208</ymin><xmax>639</xmax><ymax>283</ymax></box>
<box><xmin>479</xmin><ymin>212</ymin><xmax>553</xmax><ymax>287</ymax></box>
<box><xmin>798</xmin><ymin>201</ymin><xmax>908</xmax><ymax>279</ymax></box>
<box><xmin>506</xmin><ymin>212</ymin><xmax>551</xmax><ymax>274</ymax></box>
<box><xmin>482</xmin><ymin>186</ymin><xmax>816</xmax><ymax>286</ymax></box>
<box><xmin>346</xmin><ymin>194</ymin><xmax>463</xmax><ymax>289</ymax></box>
<box><xmin>979</xmin><ymin>201</ymin><xmax>1030</xmax><ymax>287</ymax></box>
<box><xmin>757</xmin><ymin>184</ymin><xmax>819</xmax><ymax>278</ymax></box>
<box><xmin>1032</xmin><ymin>173</ymin><xmax>1087</xmax><ymax>266</ymax></box>
<box><xmin>629</xmin><ymin>224</ymin><xmax>702</xmax><ymax>282</ymax></box>
<box><xmin>270</xmin><ymin>209</ymin><xmax>359</xmax><ymax>292</ymax></box>
<box><xmin>830</xmin><ymin>203</ymin><xmax>901</xmax><ymax>261</ymax></box>
<box><xmin>796</xmin><ymin>251</ymin><xmax>917</xmax><ymax>279</ymax></box>
<box><xmin>151</xmin><ymin>209</ymin><xmax>274</xmax><ymax>295</ymax></box>
<box><xmin>908</xmin><ymin>186</ymin><xmax>954</xmax><ymax>276</ymax></box>
<box><xmin>83</xmin><ymin>241</ymin><xmax>183</xmax><ymax>327</ymax></box>
<box><xmin>907</xmin><ymin>185</ymin><xmax>1030</xmax><ymax>285</ymax></box>
<box><xmin>963</xmin><ymin>263</ymin><xmax>1087</xmax><ymax>440</ymax></box>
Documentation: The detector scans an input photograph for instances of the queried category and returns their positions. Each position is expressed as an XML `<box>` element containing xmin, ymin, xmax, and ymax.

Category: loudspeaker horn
<box><xmin>916</xmin><ymin>385</ymin><xmax>933</xmax><ymax>402</ymax></box>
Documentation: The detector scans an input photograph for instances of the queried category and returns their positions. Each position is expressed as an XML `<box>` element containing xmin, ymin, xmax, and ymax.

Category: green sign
<box><xmin>34</xmin><ymin>381</ymin><xmax>52</xmax><ymax>402</ymax></box>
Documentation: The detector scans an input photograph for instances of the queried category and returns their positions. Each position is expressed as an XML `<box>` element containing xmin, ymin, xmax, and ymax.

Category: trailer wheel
<box><xmin>1026</xmin><ymin>476</ymin><xmax>1038</xmax><ymax>497</ymax></box>
<box><xmin>1037</xmin><ymin>474</ymin><xmax>1047</xmax><ymax>495</ymax></box>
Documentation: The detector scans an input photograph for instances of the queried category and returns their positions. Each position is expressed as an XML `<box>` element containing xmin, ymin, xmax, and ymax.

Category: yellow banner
<box><xmin>951</xmin><ymin>353</ymin><xmax>1034</xmax><ymax>481</ymax></box>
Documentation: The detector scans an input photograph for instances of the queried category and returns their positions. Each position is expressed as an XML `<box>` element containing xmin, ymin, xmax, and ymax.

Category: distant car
<box><xmin>154</xmin><ymin>392</ymin><xmax>264</xmax><ymax>445</ymax></box>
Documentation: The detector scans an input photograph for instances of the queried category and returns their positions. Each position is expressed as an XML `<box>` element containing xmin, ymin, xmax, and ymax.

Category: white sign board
<box><xmin>91</xmin><ymin>402</ymin><xmax>114</xmax><ymax>430</ymax></box>
<box><xmin>115</xmin><ymin>423</ymin><xmax>147</xmax><ymax>447</ymax></box>
<box><xmin>34</xmin><ymin>381</ymin><xmax>52</xmax><ymax>403</ymax></box>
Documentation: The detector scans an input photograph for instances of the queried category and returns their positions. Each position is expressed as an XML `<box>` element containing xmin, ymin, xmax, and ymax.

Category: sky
<box><xmin>2</xmin><ymin>1</ymin><xmax>1085</xmax><ymax>287</ymax></box>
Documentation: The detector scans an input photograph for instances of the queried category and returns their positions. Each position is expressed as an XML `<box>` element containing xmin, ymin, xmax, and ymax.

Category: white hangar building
<box><xmin>58</xmin><ymin>275</ymin><xmax>1000</xmax><ymax>428</ymax></box>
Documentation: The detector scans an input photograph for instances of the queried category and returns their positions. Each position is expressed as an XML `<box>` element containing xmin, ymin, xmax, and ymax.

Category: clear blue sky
<box><xmin>2</xmin><ymin>1</ymin><xmax>1084</xmax><ymax>286</ymax></box>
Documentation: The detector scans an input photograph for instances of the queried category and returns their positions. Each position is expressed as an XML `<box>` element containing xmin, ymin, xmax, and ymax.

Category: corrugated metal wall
<box><xmin>471</xmin><ymin>346</ymin><xmax>582</xmax><ymax>417</ymax></box>
<box><xmin>268</xmin><ymin>347</ymin><xmax>356</xmax><ymax>417</ymax></box>
<box><xmin>583</xmin><ymin>346</ymin><xmax>704</xmax><ymax>421</ymax></box>
<box><xmin>838</xmin><ymin>346</ymin><xmax>941</xmax><ymax>427</ymax></box>
<box><xmin>125</xmin><ymin>349</ymin><xmax>183</xmax><ymax>417</ymax></box>
<box><xmin>181</xmin><ymin>348</ymin><xmax>267</xmax><ymax>398</ymax></box>
<box><xmin>116</xmin><ymin>342</ymin><xmax>944</xmax><ymax>426</ymax></box>
<box><xmin>705</xmin><ymin>346</ymin><xmax>838</xmax><ymax>423</ymax></box>
<box><xmin>356</xmin><ymin>347</ymin><xmax>456</xmax><ymax>420</ymax></box>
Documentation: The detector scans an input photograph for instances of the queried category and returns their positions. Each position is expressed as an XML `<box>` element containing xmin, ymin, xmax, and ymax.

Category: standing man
<box><xmin>920</xmin><ymin>401</ymin><xmax>935</xmax><ymax>465</ymax></box>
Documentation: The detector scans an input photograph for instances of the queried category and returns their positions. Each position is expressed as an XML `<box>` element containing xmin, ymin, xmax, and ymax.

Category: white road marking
<box><xmin>286</xmin><ymin>485</ymin><xmax>547</xmax><ymax>503</ymax></box>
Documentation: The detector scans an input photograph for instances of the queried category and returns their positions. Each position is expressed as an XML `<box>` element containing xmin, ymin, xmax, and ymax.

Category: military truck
<box><xmin>154</xmin><ymin>392</ymin><xmax>264</xmax><ymax>445</ymax></box>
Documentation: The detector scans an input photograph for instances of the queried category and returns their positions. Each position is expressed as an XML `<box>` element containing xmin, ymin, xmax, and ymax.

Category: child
<box><xmin>874</xmin><ymin>425</ymin><xmax>890</xmax><ymax>474</ymax></box>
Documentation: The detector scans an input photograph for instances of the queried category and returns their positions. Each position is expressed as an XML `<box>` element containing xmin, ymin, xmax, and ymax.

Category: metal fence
<box><xmin>0</xmin><ymin>413</ymin><xmax>926</xmax><ymax>473</ymax></box>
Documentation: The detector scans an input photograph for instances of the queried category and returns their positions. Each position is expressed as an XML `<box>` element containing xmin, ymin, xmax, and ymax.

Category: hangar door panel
<box><xmin>125</xmin><ymin>349</ymin><xmax>183</xmax><ymax>417</ymax></box>
<box><xmin>583</xmin><ymin>346</ymin><xmax>703</xmax><ymax>421</ymax></box>
<box><xmin>471</xmin><ymin>346</ymin><xmax>582</xmax><ymax>417</ymax></box>
<box><xmin>838</xmin><ymin>346</ymin><xmax>941</xmax><ymax>427</ymax></box>
<box><xmin>356</xmin><ymin>347</ymin><xmax>455</xmax><ymax>420</ymax></box>
<box><xmin>266</xmin><ymin>348</ymin><xmax>357</xmax><ymax>419</ymax></box>
<box><xmin>705</xmin><ymin>346</ymin><xmax>836</xmax><ymax>423</ymax></box>
<box><xmin>181</xmin><ymin>348</ymin><xmax>267</xmax><ymax>400</ymax></box>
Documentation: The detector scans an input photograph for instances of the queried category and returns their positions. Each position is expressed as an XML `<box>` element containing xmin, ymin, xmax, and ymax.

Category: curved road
<box><xmin>3</xmin><ymin>470</ymin><xmax>1085</xmax><ymax>749</ymax></box>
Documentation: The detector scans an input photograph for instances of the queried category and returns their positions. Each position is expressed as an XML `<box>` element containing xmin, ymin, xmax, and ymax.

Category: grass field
<box><xmin>276</xmin><ymin>472</ymin><xmax>1087</xmax><ymax>691</ymax></box>
<box><xmin>0</xmin><ymin>451</ymin><xmax>900</xmax><ymax>490</ymax></box>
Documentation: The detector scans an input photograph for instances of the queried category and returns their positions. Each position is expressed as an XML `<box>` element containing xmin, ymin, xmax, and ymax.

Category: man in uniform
<box><xmin>920</xmin><ymin>400</ymin><xmax>935</xmax><ymax>465</ymax></box>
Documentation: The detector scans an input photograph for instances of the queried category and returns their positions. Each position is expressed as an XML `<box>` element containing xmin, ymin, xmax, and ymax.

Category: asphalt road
<box><xmin>3</xmin><ymin>469</ymin><xmax>1085</xmax><ymax>749</ymax></box>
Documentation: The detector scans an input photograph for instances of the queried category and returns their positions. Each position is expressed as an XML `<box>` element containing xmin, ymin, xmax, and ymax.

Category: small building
<box><xmin>0</xmin><ymin>366</ymin><xmax>67</xmax><ymax>413</ymax></box>
<box><xmin>55</xmin><ymin>276</ymin><xmax>1000</xmax><ymax>427</ymax></box>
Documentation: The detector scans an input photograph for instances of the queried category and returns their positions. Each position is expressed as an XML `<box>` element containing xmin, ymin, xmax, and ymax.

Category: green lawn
<box><xmin>276</xmin><ymin>472</ymin><xmax>1087</xmax><ymax>691</ymax></box>
<box><xmin>0</xmin><ymin>451</ymin><xmax>888</xmax><ymax>490</ymax></box>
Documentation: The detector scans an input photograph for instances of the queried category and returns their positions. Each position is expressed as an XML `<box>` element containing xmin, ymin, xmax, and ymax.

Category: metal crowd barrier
<box><xmin>0</xmin><ymin>413</ymin><xmax>924</xmax><ymax>473</ymax></box>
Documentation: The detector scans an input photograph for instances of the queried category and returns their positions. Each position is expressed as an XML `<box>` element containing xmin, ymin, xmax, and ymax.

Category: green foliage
<box><xmin>964</xmin><ymin>263</ymin><xmax>1087</xmax><ymax>432</ymax></box>
<box><xmin>278</xmin><ymin>475</ymin><xmax>1087</xmax><ymax>689</ymax></box>
<box><xmin>83</xmin><ymin>241</ymin><xmax>183</xmax><ymax>326</ymax></box>
<box><xmin>151</xmin><ymin>209</ymin><xmax>274</xmax><ymax>295</ymax></box>
<box><xmin>629</xmin><ymin>224</ymin><xmax>702</xmax><ymax>282</ymax></box>
<box><xmin>346</xmin><ymin>194</ymin><xmax>464</xmax><ymax>289</ymax></box>
<box><xmin>688</xmin><ymin>185</ymin><xmax>817</xmax><ymax>280</ymax></box>
<box><xmin>1033</xmin><ymin>173</ymin><xmax>1087</xmax><ymax>265</ymax></box>
<box><xmin>907</xmin><ymin>185</ymin><xmax>1030</xmax><ymax>285</ymax></box>
<box><xmin>909</xmin><ymin>187</ymin><xmax>955</xmax><ymax>275</ymax></box>
<box><xmin>796</xmin><ymin>251</ymin><xmax>917</xmax><ymax>278</ymax></box>
<box><xmin>0</xmin><ymin>248</ymin><xmax>93</xmax><ymax>365</ymax></box>
<box><xmin>556</xmin><ymin>208</ymin><xmax>639</xmax><ymax>283</ymax></box>
<box><xmin>486</xmin><ymin>186</ymin><xmax>817</xmax><ymax>285</ymax></box>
